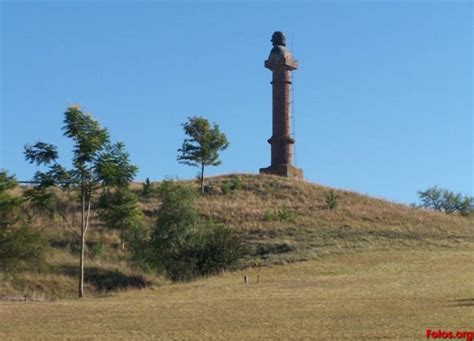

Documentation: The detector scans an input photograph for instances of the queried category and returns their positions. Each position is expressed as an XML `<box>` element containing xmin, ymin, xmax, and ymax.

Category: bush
<box><xmin>264</xmin><ymin>207</ymin><xmax>296</xmax><ymax>222</ymax></box>
<box><xmin>325</xmin><ymin>190</ymin><xmax>339</xmax><ymax>210</ymax></box>
<box><xmin>0</xmin><ymin>225</ymin><xmax>48</xmax><ymax>271</ymax></box>
<box><xmin>221</xmin><ymin>177</ymin><xmax>242</xmax><ymax>195</ymax></box>
<box><xmin>221</xmin><ymin>181</ymin><xmax>233</xmax><ymax>195</ymax></box>
<box><xmin>165</xmin><ymin>224</ymin><xmax>246</xmax><ymax>281</ymax></box>
<box><xmin>88</xmin><ymin>241</ymin><xmax>105</xmax><ymax>259</ymax></box>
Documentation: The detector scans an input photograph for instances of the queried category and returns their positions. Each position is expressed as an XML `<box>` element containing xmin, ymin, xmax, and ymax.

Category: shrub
<box><xmin>165</xmin><ymin>223</ymin><xmax>246</xmax><ymax>281</ymax></box>
<box><xmin>221</xmin><ymin>177</ymin><xmax>242</xmax><ymax>195</ymax></box>
<box><xmin>193</xmin><ymin>224</ymin><xmax>245</xmax><ymax>276</ymax></box>
<box><xmin>89</xmin><ymin>241</ymin><xmax>104</xmax><ymax>259</ymax></box>
<box><xmin>264</xmin><ymin>207</ymin><xmax>296</xmax><ymax>222</ymax></box>
<box><xmin>221</xmin><ymin>181</ymin><xmax>233</xmax><ymax>195</ymax></box>
<box><xmin>231</xmin><ymin>177</ymin><xmax>242</xmax><ymax>190</ymax></box>
<box><xmin>325</xmin><ymin>190</ymin><xmax>339</xmax><ymax>210</ymax></box>
<box><xmin>0</xmin><ymin>225</ymin><xmax>48</xmax><ymax>272</ymax></box>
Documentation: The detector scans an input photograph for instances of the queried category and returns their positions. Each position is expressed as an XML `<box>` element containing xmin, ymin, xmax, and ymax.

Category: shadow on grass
<box><xmin>450</xmin><ymin>298</ymin><xmax>474</xmax><ymax>307</ymax></box>
<box><xmin>55</xmin><ymin>265</ymin><xmax>150</xmax><ymax>292</ymax></box>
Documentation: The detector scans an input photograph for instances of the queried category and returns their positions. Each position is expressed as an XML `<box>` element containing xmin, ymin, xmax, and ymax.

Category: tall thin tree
<box><xmin>24</xmin><ymin>105</ymin><xmax>137</xmax><ymax>298</ymax></box>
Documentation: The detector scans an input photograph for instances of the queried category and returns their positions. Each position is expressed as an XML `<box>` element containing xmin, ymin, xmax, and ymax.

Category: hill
<box><xmin>1</xmin><ymin>174</ymin><xmax>472</xmax><ymax>300</ymax></box>
<box><xmin>192</xmin><ymin>174</ymin><xmax>472</xmax><ymax>264</ymax></box>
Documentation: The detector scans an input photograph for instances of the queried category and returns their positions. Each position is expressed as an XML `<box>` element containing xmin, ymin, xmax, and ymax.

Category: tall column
<box><xmin>260</xmin><ymin>31</ymin><xmax>303</xmax><ymax>179</ymax></box>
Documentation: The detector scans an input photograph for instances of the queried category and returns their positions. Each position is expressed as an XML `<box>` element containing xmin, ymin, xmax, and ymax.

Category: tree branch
<box><xmin>84</xmin><ymin>193</ymin><xmax>92</xmax><ymax>234</ymax></box>
<box><xmin>57</xmin><ymin>209</ymin><xmax>81</xmax><ymax>238</ymax></box>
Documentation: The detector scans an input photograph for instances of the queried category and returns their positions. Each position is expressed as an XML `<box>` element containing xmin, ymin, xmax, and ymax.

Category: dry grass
<box><xmin>139</xmin><ymin>174</ymin><xmax>473</xmax><ymax>265</ymax></box>
<box><xmin>3</xmin><ymin>174</ymin><xmax>472</xmax><ymax>300</ymax></box>
<box><xmin>1</xmin><ymin>247</ymin><xmax>472</xmax><ymax>339</ymax></box>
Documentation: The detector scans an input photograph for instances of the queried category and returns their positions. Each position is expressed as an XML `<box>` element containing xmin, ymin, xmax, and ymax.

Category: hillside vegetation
<box><xmin>1</xmin><ymin>174</ymin><xmax>472</xmax><ymax>300</ymax></box>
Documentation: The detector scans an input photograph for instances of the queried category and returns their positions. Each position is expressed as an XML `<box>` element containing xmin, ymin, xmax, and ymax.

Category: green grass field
<box><xmin>2</xmin><ymin>247</ymin><xmax>473</xmax><ymax>340</ymax></box>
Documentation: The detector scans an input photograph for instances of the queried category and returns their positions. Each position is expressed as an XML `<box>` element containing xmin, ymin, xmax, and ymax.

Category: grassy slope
<box><xmin>194</xmin><ymin>174</ymin><xmax>472</xmax><ymax>264</ymax></box>
<box><xmin>1</xmin><ymin>174</ymin><xmax>473</xmax><ymax>300</ymax></box>
<box><xmin>1</xmin><ymin>248</ymin><xmax>473</xmax><ymax>339</ymax></box>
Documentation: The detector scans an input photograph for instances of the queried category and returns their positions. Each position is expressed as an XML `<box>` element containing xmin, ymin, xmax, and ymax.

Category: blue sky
<box><xmin>1</xmin><ymin>0</ymin><xmax>472</xmax><ymax>204</ymax></box>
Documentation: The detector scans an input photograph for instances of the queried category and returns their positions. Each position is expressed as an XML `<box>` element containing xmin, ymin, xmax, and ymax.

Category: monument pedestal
<box><xmin>259</xmin><ymin>164</ymin><xmax>303</xmax><ymax>179</ymax></box>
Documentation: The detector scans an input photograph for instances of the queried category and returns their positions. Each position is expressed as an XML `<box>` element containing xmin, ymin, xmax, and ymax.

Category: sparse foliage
<box><xmin>417</xmin><ymin>186</ymin><xmax>473</xmax><ymax>216</ymax></box>
<box><xmin>24</xmin><ymin>105</ymin><xmax>138</xmax><ymax>297</ymax></box>
<box><xmin>177</xmin><ymin>116</ymin><xmax>229</xmax><ymax>194</ymax></box>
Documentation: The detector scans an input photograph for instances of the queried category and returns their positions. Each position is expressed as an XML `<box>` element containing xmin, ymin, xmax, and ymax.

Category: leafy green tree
<box><xmin>0</xmin><ymin>170</ymin><xmax>47</xmax><ymax>271</ymax></box>
<box><xmin>417</xmin><ymin>186</ymin><xmax>473</xmax><ymax>216</ymax></box>
<box><xmin>177</xmin><ymin>116</ymin><xmax>229</xmax><ymax>194</ymax></box>
<box><xmin>98</xmin><ymin>187</ymin><xmax>143</xmax><ymax>250</ymax></box>
<box><xmin>150</xmin><ymin>180</ymin><xmax>198</xmax><ymax>273</ymax></box>
<box><xmin>24</xmin><ymin>105</ymin><xmax>138</xmax><ymax>297</ymax></box>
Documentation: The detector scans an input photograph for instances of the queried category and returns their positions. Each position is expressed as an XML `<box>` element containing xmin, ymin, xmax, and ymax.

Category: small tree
<box><xmin>150</xmin><ymin>180</ymin><xmax>198</xmax><ymax>273</ymax></box>
<box><xmin>417</xmin><ymin>186</ymin><xmax>474</xmax><ymax>216</ymax></box>
<box><xmin>325</xmin><ymin>190</ymin><xmax>339</xmax><ymax>210</ymax></box>
<box><xmin>98</xmin><ymin>187</ymin><xmax>143</xmax><ymax>250</ymax></box>
<box><xmin>177</xmin><ymin>116</ymin><xmax>229</xmax><ymax>194</ymax></box>
<box><xmin>24</xmin><ymin>105</ymin><xmax>137</xmax><ymax>297</ymax></box>
<box><xmin>141</xmin><ymin>177</ymin><xmax>153</xmax><ymax>198</ymax></box>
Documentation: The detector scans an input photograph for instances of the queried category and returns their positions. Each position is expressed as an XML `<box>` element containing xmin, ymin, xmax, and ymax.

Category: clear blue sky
<box><xmin>1</xmin><ymin>1</ymin><xmax>472</xmax><ymax>204</ymax></box>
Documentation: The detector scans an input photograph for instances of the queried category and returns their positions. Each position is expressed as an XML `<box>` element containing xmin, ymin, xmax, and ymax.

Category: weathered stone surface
<box><xmin>260</xmin><ymin>31</ymin><xmax>303</xmax><ymax>179</ymax></box>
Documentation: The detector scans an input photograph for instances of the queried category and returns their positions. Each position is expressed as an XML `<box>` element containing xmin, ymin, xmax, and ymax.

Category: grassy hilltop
<box><xmin>194</xmin><ymin>174</ymin><xmax>472</xmax><ymax>263</ymax></box>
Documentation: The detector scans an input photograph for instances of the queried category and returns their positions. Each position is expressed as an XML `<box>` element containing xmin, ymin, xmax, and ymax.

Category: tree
<box><xmin>0</xmin><ymin>170</ymin><xmax>47</xmax><ymax>271</ymax></box>
<box><xmin>24</xmin><ymin>105</ymin><xmax>137</xmax><ymax>297</ymax></box>
<box><xmin>98</xmin><ymin>187</ymin><xmax>143</xmax><ymax>250</ymax></box>
<box><xmin>177</xmin><ymin>116</ymin><xmax>229</xmax><ymax>194</ymax></box>
<box><xmin>417</xmin><ymin>186</ymin><xmax>444</xmax><ymax>212</ymax></box>
<box><xmin>150</xmin><ymin>180</ymin><xmax>198</xmax><ymax>273</ymax></box>
<box><xmin>417</xmin><ymin>186</ymin><xmax>474</xmax><ymax>216</ymax></box>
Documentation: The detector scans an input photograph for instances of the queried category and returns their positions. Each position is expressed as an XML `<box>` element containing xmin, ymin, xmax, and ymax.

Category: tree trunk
<box><xmin>79</xmin><ymin>230</ymin><xmax>85</xmax><ymax>298</ymax></box>
<box><xmin>200</xmin><ymin>163</ymin><xmax>205</xmax><ymax>195</ymax></box>
<box><xmin>79</xmin><ymin>191</ymin><xmax>85</xmax><ymax>298</ymax></box>
<box><xmin>120</xmin><ymin>230</ymin><xmax>125</xmax><ymax>250</ymax></box>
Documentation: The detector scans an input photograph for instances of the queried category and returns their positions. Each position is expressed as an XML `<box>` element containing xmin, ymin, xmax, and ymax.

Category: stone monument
<box><xmin>260</xmin><ymin>31</ymin><xmax>303</xmax><ymax>179</ymax></box>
